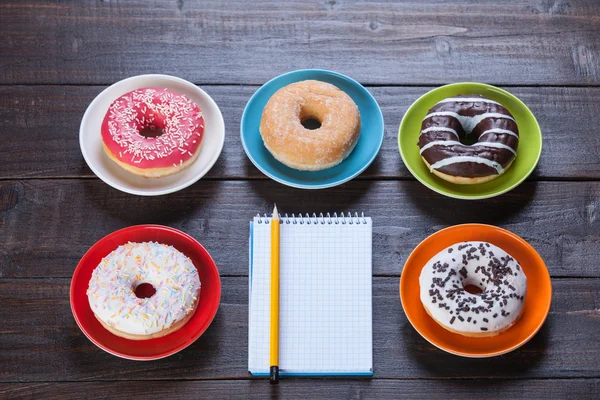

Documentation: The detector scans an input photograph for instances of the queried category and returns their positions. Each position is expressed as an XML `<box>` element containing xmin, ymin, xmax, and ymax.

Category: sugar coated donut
<box><xmin>259</xmin><ymin>80</ymin><xmax>361</xmax><ymax>171</ymax></box>
<box><xmin>101</xmin><ymin>88</ymin><xmax>204</xmax><ymax>178</ymax></box>
<box><xmin>419</xmin><ymin>241</ymin><xmax>527</xmax><ymax>337</ymax></box>
<box><xmin>418</xmin><ymin>95</ymin><xmax>519</xmax><ymax>184</ymax></box>
<box><xmin>87</xmin><ymin>242</ymin><xmax>201</xmax><ymax>340</ymax></box>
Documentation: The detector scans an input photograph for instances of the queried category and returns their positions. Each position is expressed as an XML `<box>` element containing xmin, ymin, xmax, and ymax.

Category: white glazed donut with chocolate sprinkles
<box><xmin>419</xmin><ymin>241</ymin><xmax>527</xmax><ymax>337</ymax></box>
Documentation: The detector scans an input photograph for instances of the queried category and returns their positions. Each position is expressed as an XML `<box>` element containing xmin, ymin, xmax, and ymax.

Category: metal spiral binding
<box><xmin>255</xmin><ymin>212</ymin><xmax>367</xmax><ymax>224</ymax></box>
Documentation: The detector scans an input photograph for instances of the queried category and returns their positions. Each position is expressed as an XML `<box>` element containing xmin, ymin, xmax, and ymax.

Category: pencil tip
<box><xmin>272</xmin><ymin>204</ymin><xmax>279</xmax><ymax>220</ymax></box>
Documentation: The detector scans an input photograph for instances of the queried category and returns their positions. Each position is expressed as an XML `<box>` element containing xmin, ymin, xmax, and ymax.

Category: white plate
<box><xmin>80</xmin><ymin>74</ymin><xmax>225</xmax><ymax>196</ymax></box>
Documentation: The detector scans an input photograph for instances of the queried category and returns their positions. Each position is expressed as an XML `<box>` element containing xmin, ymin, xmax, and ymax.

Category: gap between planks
<box><xmin>0</xmin><ymin>83</ymin><xmax>600</xmax><ymax>88</ymax></box>
<box><xmin>1</xmin><ymin>176</ymin><xmax>600</xmax><ymax>182</ymax></box>
<box><xmin>0</xmin><ymin>377</ymin><xmax>599</xmax><ymax>384</ymax></box>
<box><xmin>1</xmin><ymin>276</ymin><xmax>598</xmax><ymax>282</ymax></box>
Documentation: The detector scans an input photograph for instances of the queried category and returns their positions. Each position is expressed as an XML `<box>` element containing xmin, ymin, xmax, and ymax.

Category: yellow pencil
<box><xmin>269</xmin><ymin>204</ymin><xmax>280</xmax><ymax>384</ymax></box>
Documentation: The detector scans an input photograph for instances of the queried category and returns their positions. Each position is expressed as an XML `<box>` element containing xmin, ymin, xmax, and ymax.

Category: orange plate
<box><xmin>400</xmin><ymin>224</ymin><xmax>552</xmax><ymax>357</ymax></box>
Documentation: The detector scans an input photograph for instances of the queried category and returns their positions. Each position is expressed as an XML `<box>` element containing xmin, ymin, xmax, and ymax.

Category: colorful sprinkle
<box><xmin>87</xmin><ymin>241</ymin><xmax>200</xmax><ymax>336</ymax></box>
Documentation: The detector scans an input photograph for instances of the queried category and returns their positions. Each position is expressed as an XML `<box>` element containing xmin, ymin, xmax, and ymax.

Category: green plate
<box><xmin>398</xmin><ymin>83</ymin><xmax>542</xmax><ymax>200</ymax></box>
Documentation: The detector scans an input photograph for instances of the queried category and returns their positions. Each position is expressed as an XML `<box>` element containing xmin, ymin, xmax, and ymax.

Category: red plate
<box><xmin>70</xmin><ymin>225</ymin><xmax>221</xmax><ymax>360</ymax></box>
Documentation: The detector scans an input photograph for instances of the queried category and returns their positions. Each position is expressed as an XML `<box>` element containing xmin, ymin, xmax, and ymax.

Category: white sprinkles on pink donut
<box><xmin>101</xmin><ymin>88</ymin><xmax>204</xmax><ymax>169</ymax></box>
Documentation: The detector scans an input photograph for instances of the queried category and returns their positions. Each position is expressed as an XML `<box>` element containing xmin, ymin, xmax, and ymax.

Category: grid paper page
<box><xmin>248</xmin><ymin>216</ymin><xmax>373</xmax><ymax>375</ymax></box>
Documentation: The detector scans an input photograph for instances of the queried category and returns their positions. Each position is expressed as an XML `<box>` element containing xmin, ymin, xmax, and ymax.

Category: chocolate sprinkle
<box><xmin>422</xmin><ymin>241</ymin><xmax>526</xmax><ymax>335</ymax></box>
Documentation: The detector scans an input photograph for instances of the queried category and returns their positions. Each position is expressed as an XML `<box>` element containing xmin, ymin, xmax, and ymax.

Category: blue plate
<box><xmin>241</xmin><ymin>69</ymin><xmax>384</xmax><ymax>189</ymax></box>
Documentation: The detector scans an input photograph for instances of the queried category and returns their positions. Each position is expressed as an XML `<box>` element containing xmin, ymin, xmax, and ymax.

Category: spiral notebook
<box><xmin>248</xmin><ymin>213</ymin><xmax>373</xmax><ymax>377</ymax></box>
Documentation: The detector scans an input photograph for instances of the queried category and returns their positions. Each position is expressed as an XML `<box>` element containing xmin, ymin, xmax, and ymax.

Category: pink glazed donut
<box><xmin>101</xmin><ymin>88</ymin><xmax>204</xmax><ymax>178</ymax></box>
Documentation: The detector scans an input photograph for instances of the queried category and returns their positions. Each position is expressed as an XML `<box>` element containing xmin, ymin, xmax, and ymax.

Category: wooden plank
<box><xmin>1</xmin><ymin>179</ymin><xmax>599</xmax><ymax>278</ymax></box>
<box><xmin>1</xmin><ymin>85</ymin><xmax>599</xmax><ymax>180</ymax></box>
<box><xmin>1</xmin><ymin>379</ymin><xmax>598</xmax><ymax>400</ymax></box>
<box><xmin>0</xmin><ymin>277</ymin><xmax>598</xmax><ymax>382</ymax></box>
<box><xmin>0</xmin><ymin>1</ymin><xmax>599</xmax><ymax>86</ymax></box>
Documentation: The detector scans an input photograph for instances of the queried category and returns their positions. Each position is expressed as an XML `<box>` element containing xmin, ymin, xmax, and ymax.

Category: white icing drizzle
<box><xmin>423</xmin><ymin>112</ymin><xmax>515</xmax><ymax>134</ymax></box>
<box><xmin>435</xmin><ymin>97</ymin><xmax>501</xmax><ymax>106</ymax></box>
<box><xmin>420</xmin><ymin>141</ymin><xmax>516</xmax><ymax>156</ymax></box>
<box><xmin>472</xmin><ymin>142</ymin><xmax>517</xmax><ymax>155</ymax></box>
<box><xmin>419</xmin><ymin>140</ymin><xmax>461</xmax><ymax>154</ymax></box>
<box><xmin>419</xmin><ymin>126</ymin><xmax>459</xmax><ymax>140</ymax></box>
<box><xmin>419</xmin><ymin>242</ymin><xmax>527</xmax><ymax>334</ymax></box>
<box><xmin>429</xmin><ymin>156</ymin><xmax>504</xmax><ymax>174</ymax></box>
<box><xmin>479</xmin><ymin>128</ymin><xmax>519</xmax><ymax>140</ymax></box>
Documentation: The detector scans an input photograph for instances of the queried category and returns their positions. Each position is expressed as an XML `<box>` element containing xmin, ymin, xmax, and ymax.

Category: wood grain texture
<box><xmin>1</xmin><ymin>379</ymin><xmax>598</xmax><ymax>400</ymax></box>
<box><xmin>0</xmin><ymin>1</ymin><xmax>599</xmax><ymax>85</ymax></box>
<box><xmin>0</xmin><ymin>278</ymin><xmax>598</xmax><ymax>382</ymax></box>
<box><xmin>2</xmin><ymin>0</ymin><xmax>599</xmax><ymax>394</ymax></box>
<box><xmin>1</xmin><ymin>85</ymin><xmax>600</xmax><ymax>179</ymax></box>
<box><xmin>1</xmin><ymin>179</ymin><xmax>599</xmax><ymax>279</ymax></box>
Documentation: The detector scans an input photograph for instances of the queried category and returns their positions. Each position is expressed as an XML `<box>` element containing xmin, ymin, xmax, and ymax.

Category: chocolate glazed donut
<box><xmin>417</xmin><ymin>95</ymin><xmax>519</xmax><ymax>184</ymax></box>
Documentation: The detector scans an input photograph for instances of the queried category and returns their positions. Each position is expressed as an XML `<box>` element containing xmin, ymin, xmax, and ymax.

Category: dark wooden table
<box><xmin>1</xmin><ymin>1</ymin><xmax>599</xmax><ymax>399</ymax></box>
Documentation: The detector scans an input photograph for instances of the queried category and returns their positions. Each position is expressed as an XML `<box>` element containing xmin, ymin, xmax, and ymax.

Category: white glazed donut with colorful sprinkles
<box><xmin>101</xmin><ymin>87</ymin><xmax>204</xmax><ymax>178</ymax></box>
<box><xmin>419</xmin><ymin>241</ymin><xmax>527</xmax><ymax>337</ymax></box>
<box><xmin>87</xmin><ymin>241</ymin><xmax>201</xmax><ymax>340</ymax></box>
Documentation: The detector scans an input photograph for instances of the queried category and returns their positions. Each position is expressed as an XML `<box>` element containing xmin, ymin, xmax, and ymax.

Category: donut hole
<box><xmin>301</xmin><ymin>117</ymin><xmax>322</xmax><ymax>130</ymax></box>
<box><xmin>134</xmin><ymin>282</ymin><xmax>156</xmax><ymax>298</ymax></box>
<box><xmin>461</xmin><ymin>277</ymin><xmax>485</xmax><ymax>295</ymax></box>
<box><xmin>460</xmin><ymin>135</ymin><xmax>478</xmax><ymax>146</ymax></box>
<box><xmin>463</xmin><ymin>284</ymin><xmax>483</xmax><ymax>295</ymax></box>
<box><xmin>139</xmin><ymin>125</ymin><xmax>164</xmax><ymax>138</ymax></box>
